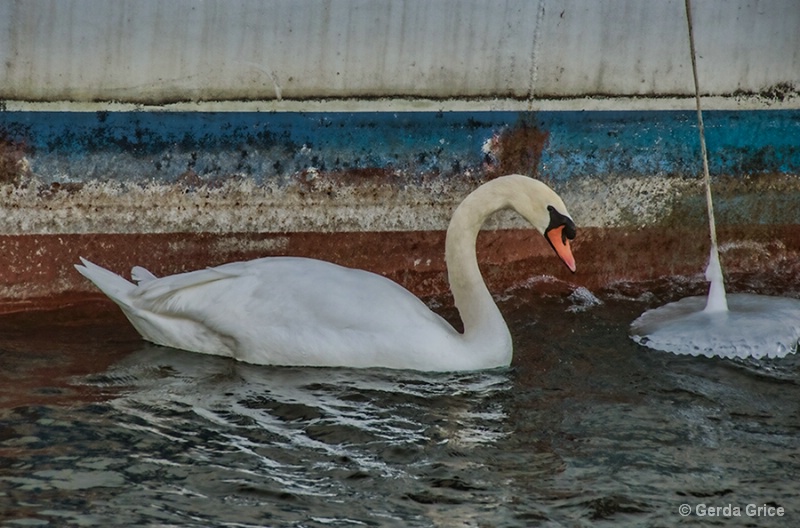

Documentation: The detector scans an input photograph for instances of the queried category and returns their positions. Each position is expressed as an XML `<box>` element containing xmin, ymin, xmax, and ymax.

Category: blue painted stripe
<box><xmin>538</xmin><ymin>110</ymin><xmax>800</xmax><ymax>178</ymax></box>
<box><xmin>1</xmin><ymin>110</ymin><xmax>799</xmax><ymax>184</ymax></box>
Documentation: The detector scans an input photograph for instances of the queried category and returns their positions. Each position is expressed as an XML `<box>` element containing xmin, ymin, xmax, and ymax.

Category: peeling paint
<box><xmin>1</xmin><ymin>177</ymin><xmax>477</xmax><ymax>234</ymax></box>
<box><xmin>2</xmin><ymin>109</ymin><xmax>800</xmax><ymax>310</ymax></box>
<box><xmin>5</xmin><ymin>171</ymin><xmax>800</xmax><ymax>236</ymax></box>
<box><xmin>5</xmin><ymin>224</ymin><xmax>800</xmax><ymax>312</ymax></box>
<box><xmin>0</xmin><ymin>133</ymin><xmax>31</xmax><ymax>185</ymax></box>
<box><xmin>564</xmin><ymin>176</ymin><xmax>698</xmax><ymax>228</ymax></box>
<box><xmin>2</xmin><ymin>111</ymin><xmax>799</xmax><ymax>189</ymax></box>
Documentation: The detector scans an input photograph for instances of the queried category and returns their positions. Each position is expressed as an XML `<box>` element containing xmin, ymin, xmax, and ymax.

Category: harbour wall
<box><xmin>1</xmin><ymin>0</ymin><xmax>800</xmax><ymax>310</ymax></box>
<box><xmin>2</xmin><ymin>0</ymin><xmax>798</xmax><ymax>102</ymax></box>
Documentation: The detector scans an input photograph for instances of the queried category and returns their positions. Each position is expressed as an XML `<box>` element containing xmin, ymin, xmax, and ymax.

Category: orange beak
<box><xmin>546</xmin><ymin>225</ymin><xmax>577</xmax><ymax>273</ymax></box>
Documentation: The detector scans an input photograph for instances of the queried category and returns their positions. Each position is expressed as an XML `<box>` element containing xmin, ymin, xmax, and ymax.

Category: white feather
<box><xmin>75</xmin><ymin>175</ymin><xmax>575</xmax><ymax>371</ymax></box>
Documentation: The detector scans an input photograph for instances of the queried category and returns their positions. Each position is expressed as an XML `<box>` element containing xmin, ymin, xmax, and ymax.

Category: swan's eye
<box><xmin>546</xmin><ymin>205</ymin><xmax>576</xmax><ymax>241</ymax></box>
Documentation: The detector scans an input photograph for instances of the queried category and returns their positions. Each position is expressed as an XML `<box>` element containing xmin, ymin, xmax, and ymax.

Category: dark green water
<box><xmin>1</xmin><ymin>282</ymin><xmax>799</xmax><ymax>527</ymax></box>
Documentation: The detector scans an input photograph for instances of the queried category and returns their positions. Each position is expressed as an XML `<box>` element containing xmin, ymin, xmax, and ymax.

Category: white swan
<box><xmin>76</xmin><ymin>175</ymin><xmax>576</xmax><ymax>371</ymax></box>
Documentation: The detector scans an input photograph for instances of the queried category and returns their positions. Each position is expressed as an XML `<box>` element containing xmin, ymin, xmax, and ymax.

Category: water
<box><xmin>631</xmin><ymin>247</ymin><xmax>800</xmax><ymax>359</ymax></box>
<box><xmin>704</xmin><ymin>246</ymin><xmax>728</xmax><ymax>313</ymax></box>
<box><xmin>631</xmin><ymin>294</ymin><xmax>800</xmax><ymax>359</ymax></box>
<box><xmin>2</xmin><ymin>285</ymin><xmax>800</xmax><ymax>527</ymax></box>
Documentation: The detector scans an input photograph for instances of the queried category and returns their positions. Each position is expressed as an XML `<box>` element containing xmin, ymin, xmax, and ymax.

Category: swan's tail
<box><xmin>75</xmin><ymin>257</ymin><xmax>136</xmax><ymax>305</ymax></box>
<box><xmin>131</xmin><ymin>266</ymin><xmax>157</xmax><ymax>284</ymax></box>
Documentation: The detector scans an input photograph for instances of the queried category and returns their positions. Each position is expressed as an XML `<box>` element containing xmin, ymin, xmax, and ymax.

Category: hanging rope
<box><xmin>684</xmin><ymin>0</ymin><xmax>720</xmax><ymax>251</ymax></box>
<box><xmin>685</xmin><ymin>0</ymin><xmax>728</xmax><ymax>312</ymax></box>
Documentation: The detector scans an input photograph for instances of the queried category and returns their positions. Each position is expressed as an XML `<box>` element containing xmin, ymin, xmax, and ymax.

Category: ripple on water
<box><xmin>2</xmin><ymin>292</ymin><xmax>800</xmax><ymax>527</ymax></box>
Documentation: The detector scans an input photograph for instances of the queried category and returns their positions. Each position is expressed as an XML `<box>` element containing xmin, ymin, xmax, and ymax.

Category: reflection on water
<box><xmin>2</xmin><ymin>346</ymin><xmax>519</xmax><ymax>527</ymax></box>
<box><xmin>1</xmin><ymin>286</ymin><xmax>800</xmax><ymax>527</ymax></box>
<box><xmin>95</xmin><ymin>349</ymin><xmax>514</xmax><ymax>518</ymax></box>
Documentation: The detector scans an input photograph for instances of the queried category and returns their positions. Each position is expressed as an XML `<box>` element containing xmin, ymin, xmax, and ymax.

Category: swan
<box><xmin>75</xmin><ymin>174</ymin><xmax>577</xmax><ymax>371</ymax></box>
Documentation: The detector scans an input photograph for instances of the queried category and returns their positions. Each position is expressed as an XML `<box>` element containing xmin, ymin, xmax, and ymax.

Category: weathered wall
<box><xmin>2</xmin><ymin>110</ymin><xmax>800</xmax><ymax>234</ymax></box>
<box><xmin>1</xmin><ymin>0</ymin><xmax>798</xmax><ymax>104</ymax></box>
<box><xmin>2</xmin><ymin>108</ymin><xmax>800</xmax><ymax>309</ymax></box>
<box><xmin>1</xmin><ymin>1</ymin><xmax>800</xmax><ymax>310</ymax></box>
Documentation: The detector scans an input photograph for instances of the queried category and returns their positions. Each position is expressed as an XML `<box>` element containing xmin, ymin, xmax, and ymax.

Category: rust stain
<box><xmin>3</xmin><ymin>225</ymin><xmax>800</xmax><ymax>313</ymax></box>
<box><xmin>484</xmin><ymin>119</ymin><xmax>550</xmax><ymax>179</ymax></box>
<box><xmin>0</xmin><ymin>132</ymin><xmax>31</xmax><ymax>185</ymax></box>
<box><xmin>0</xmin><ymin>230</ymin><xmax>559</xmax><ymax>312</ymax></box>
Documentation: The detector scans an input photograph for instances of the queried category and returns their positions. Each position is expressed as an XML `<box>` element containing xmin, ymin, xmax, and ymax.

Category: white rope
<box><xmin>685</xmin><ymin>0</ymin><xmax>728</xmax><ymax>311</ymax></box>
<box><xmin>684</xmin><ymin>0</ymin><xmax>720</xmax><ymax>251</ymax></box>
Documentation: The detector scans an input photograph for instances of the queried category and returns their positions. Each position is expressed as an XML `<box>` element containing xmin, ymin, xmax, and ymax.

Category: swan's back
<box><xmin>114</xmin><ymin>257</ymin><xmax>465</xmax><ymax>370</ymax></box>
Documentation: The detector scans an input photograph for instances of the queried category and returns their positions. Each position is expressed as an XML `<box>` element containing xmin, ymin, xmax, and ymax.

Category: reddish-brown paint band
<box><xmin>3</xmin><ymin>225</ymin><xmax>800</xmax><ymax>313</ymax></box>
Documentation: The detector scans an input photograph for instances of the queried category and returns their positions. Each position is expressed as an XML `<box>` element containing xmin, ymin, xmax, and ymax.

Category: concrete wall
<box><xmin>3</xmin><ymin>107</ymin><xmax>800</xmax><ymax>309</ymax></box>
<box><xmin>1</xmin><ymin>0</ymin><xmax>798</xmax><ymax>105</ymax></box>
<box><xmin>3</xmin><ymin>110</ymin><xmax>800</xmax><ymax>233</ymax></box>
<box><xmin>2</xmin><ymin>0</ymin><xmax>800</xmax><ymax>309</ymax></box>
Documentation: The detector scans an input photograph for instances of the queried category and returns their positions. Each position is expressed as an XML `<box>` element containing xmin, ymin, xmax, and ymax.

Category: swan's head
<box><xmin>508</xmin><ymin>176</ymin><xmax>577</xmax><ymax>273</ymax></box>
<box><xmin>543</xmin><ymin>203</ymin><xmax>577</xmax><ymax>273</ymax></box>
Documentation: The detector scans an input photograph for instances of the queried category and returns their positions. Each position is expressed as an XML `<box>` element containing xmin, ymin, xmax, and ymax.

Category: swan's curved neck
<box><xmin>445</xmin><ymin>179</ymin><xmax>514</xmax><ymax>362</ymax></box>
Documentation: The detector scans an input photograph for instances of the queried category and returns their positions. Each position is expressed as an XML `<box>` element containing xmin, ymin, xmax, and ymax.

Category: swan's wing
<box><xmin>135</xmin><ymin>257</ymin><xmax>448</xmax><ymax>332</ymax></box>
<box><xmin>132</xmin><ymin>266</ymin><xmax>237</xmax><ymax>304</ymax></box>
<box><xmin>250</xmin><ymin>258</ymin><xmax>452</xmax><ymax>334</ymax></box>
<box><xmin>125</xmin><ymin>257</ymin><xmax>457</xmax><ymax>366</ymax></box>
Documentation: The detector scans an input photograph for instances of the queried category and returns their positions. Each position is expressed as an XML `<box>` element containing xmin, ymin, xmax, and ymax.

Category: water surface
<box><xmin>1</xmin><ymin>283</ymin><xmax>799</xmax><ymax>527</ymax></box>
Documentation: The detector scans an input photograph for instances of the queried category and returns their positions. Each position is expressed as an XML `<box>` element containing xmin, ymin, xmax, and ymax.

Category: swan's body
<box><xmin>76</xmin><ymin>175</ymin><xmax>577</xmax><ymax>371</ymax></box>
